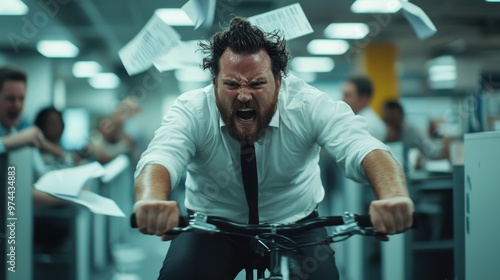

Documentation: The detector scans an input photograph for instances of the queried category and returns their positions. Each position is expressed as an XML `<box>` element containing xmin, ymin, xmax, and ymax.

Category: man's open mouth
<box><xmin>7</xmin><ymin>112</ymin><xmax>19</xmax><ymax>120</ymax></box>
<box><xmin>236</xmin><ymin>108</ymin><xmax>256</xmax><ymax>122</ymax></box>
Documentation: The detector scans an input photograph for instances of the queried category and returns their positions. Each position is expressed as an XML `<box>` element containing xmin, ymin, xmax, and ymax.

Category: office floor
<box><xmin>92</xmin><ymin>227</ymin><xmax>248</xmax><ymax>280</ymax></box>
<box><xmin>92</xmin><ymin>227</ymin><xmax>169</xmax><ymax>280</ymax></box>
<box><xmin>91</xmin><ymin>184</ymin><xmax>252</xmax><ymax>280</ymax></box>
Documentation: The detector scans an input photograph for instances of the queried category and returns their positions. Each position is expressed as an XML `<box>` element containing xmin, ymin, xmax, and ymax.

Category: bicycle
<box><xmin>131</xmin><ymin>211</ymin><xmax>414</xmax><ymax>280</ymax></box>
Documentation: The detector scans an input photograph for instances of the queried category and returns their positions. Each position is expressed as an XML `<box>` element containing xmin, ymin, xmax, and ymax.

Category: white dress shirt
<box><xmin>136</xmin><ymin>75</ymin><xmax>389</xmax><ymax>224</ymax></box>
<box><xmin>358</xmin><ymin>106</ymin><xmax>388</xmax><ymax>142</ymax></box>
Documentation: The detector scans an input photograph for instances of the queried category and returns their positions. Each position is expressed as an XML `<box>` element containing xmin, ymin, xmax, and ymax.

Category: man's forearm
<box><xmin>41</xmin><ymin>141</ymin><xmax>65</xmax><ymax>158</ymax></box>
<box><xmin>2</xmin><ymin>134</ymin><xmax>21</xmax><ymax>150</ymax></box>
<box><xmin>362</xmin><ymin>149</ymin><xmax>408</xmax><ymax>199</ymax></box>
<box><xmin>134</xmin><ymin>164</ymin><xmax>172</xmax><ymax>201</ymax></box>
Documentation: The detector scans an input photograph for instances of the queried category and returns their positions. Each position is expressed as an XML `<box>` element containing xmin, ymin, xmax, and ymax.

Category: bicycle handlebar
<box><xmin>198</xmin><ymin>215</ymin><xmax>372</xmax><ymax>235</ymax></box>
<box><xmin>129</xmin><ymin>212</ymin><xmax>403</xmax><ymax>236</ymax></box>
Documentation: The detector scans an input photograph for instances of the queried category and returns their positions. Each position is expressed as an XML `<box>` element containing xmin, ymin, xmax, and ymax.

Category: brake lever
<box><xmin>189</xmin><ymin>212</ymin><xmax>220</xmax><ymax>233</ymax></box>
<box><xmin>164</xmin><ymin>226</ymin><xmax>194</xmax><ymax>235</ymax></box>
<box><xmin>164</xmin><ymin>212</ymin><xmax>220</xmax><ymax>235</ymax></box>
<box><xmin>331</xmin><ymin>222</ymin><xmax>380</xmax><ymax>237</ymax></box>
<box><xmin>331</xmin><ymin>222</ymin><xmax>358</xmax><ymax>236</ymax></box>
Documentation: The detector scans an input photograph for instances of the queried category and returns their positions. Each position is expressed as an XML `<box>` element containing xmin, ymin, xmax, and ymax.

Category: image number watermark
<box><xmin>6</xmin><ymin>166</ymin><xmax>17</xmax><ymax>273</ymax></box>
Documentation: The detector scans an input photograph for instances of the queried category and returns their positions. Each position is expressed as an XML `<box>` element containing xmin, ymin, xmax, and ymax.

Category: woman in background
<box><xmin>33</xmin><ymin>107</ymin><xmax>79</xmax><ymax>175</ymax></box>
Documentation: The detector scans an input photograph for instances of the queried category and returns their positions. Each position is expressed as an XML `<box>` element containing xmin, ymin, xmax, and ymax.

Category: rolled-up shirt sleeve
<box><xmin>134</xmin><ymin>97</ymin><xmax>200</xmax><ymax>189</ymax></box>
<box><xmin>311</xmin><ymin>93</ymin><xmax>390</xmax><ymax>184</ymax></box>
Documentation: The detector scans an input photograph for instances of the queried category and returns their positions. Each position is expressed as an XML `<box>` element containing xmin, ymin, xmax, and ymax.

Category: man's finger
<box><xmin>375</xmin><ymin>235</ymin><xmax>389</xmax><ymax>242</ymax></box>
<box><xmin>161</xmin><ymin>234</ymin><xmax>178</xmax><ymax>241</ymax></box>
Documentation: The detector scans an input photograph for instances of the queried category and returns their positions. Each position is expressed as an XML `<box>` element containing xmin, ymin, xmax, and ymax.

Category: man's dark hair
<box><xmin>346</xmin><ymin>75</ymin><xmax>373</xmax><ymax>98</ymax></box>
<box><xmin>199</xmin><ymin>17</ymin><xmax>289</xmax><ymax>79</ymax></box>
<box><xmin>384</xmin><ymin>100</ymin><xmax>404</xmax><ymax>116</ymax></box>
<box><xmin>0</xmin><ymin>66</ymin><xmax>27</xmax><ymax>90</ymax></box>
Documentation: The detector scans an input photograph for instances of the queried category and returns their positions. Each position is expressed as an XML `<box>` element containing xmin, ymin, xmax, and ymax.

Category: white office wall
<box><xmin>124</xmin><ymin>91</ymin><xmax>165</xmax><ymax>144</ymax></box>
<box><xmin>126</xmin><ymin>71</ymin><xmax>180</xmax><ymax>142</ymax></box>
<box><xmin>400</xmin><ymin>97</ymin><xmax>456</xmax><ymax>134</ymax></box>
<box><xmin>65</xmin><ymin>86</ymin><xmax>118</xmax><ymax>116</ymax></box>
<box><xmin>401</xmin><ymin>97</ymin><xmax>454</xmax><ymax>120</ymax></box>
<box><xmin>311</xmin><ymin>81</ymin><xmax>343</xmax><ymax>101</ymax></box>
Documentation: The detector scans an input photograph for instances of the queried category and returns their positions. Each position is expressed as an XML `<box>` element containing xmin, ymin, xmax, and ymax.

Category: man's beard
<box><xmin>216</xmin><ymin>88</ymin><xmax>278</xmax><ymax>143</ymax></box>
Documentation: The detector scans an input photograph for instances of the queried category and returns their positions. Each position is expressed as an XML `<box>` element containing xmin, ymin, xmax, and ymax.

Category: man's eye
<box><xmin>224</xmin><ymin>82</ymin><xmax>239</xmax><ymax>88</ymax></box>
<box><xmin>251</xmin><ymin>82</ymin><xmax>266</xmax><ymax>89</ymax></box>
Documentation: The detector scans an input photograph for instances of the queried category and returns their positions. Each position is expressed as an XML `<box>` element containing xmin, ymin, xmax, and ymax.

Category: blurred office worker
<box><xmin>0</xmin><ymin>66</ymin><xmax>44</xmax><ymax>154</ymax></box>
<box><xmin>383</xmin><ymin>100</ymin><xmax>449</xmax><ymax>160</ymax></box>
<box><xmin>32</xmin><ymin>107</ymin><xmax>81</xmax><ymax>178</ymax></box>
<box><xmin>342</xmin><ymin>75</ymin><xmax>387</xmax><ymax>141</ymax></box>
<box><xmin>88</xmin><ymin>98</ymin><xmax>141</xmax><ymax>164</ymax></box>
<box><xmin>0</xmin><ymin>66</ymin><xmax>64</xmax><ymax>208</ymax></box>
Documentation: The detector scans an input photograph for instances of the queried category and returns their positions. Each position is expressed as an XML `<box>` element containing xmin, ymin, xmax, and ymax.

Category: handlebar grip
<box><xmin>130</xmin><ymin>213</ymin><xmax>138</xmax><ymax>228</ymax></box>
<box><xmin>129</xmin><ymin>213</ymin><xmax>189</xmax><ymax>229</ymax></box>
<box><xmin>355</xmin><ymin>215</ymin><xmax>372</xmax><ymax>227</ymax></box>
<box><xmin>355</xmin><ymin>213</ymin><xmax>418</xmax><ymax>229</ymax></box>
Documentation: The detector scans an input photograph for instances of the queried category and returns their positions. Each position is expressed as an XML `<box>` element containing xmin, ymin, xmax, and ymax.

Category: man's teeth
<box><xmin>236</xmin><ymin>108</ymin><xmax>255</xmax><ymax>121</ymax></box>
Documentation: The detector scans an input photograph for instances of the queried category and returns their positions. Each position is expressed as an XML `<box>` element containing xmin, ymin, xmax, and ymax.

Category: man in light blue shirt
<box><xmin>0</xmin><ymin>67</ymin><xmax>64</xmax><ymax>209</ymax></box>
<box><xmin>1</xmin><ymin>66</ymin><xmax>46</xmax><ymax>270</ymax></box>
<box><xmin>133</xmin><ymin>17</ymin><xmax>414</xmax><ymax>279</ymax></box>
<box><xmin>0</xmin><ymin>67</ymin><xmax>44</xmax><ymax>154</ymax></box>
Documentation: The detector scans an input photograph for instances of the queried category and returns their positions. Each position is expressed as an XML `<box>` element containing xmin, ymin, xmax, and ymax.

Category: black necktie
<box><xmin>240</xmin><ymin>142</ymin><xmax>259</xmax><ymax>224</ymax></box>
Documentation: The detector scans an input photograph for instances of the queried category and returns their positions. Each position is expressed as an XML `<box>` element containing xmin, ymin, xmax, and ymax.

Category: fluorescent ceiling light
<box><xmin>429</xmin><ymin>72</ymin><xmax>457</xmax><ymax>82</ymax></box>
<box><xmin>174</xmin><ymin>67</ymin><xmax>211</xmax><ymax>82</ymax></box>
<box><xmin>36</xmin><ymin>40</ymin><xmax>79</xmax><ymax>58</ymax></box>
<box><xmin>351</xmin><ymin>0</ymin><xmax>406</xmax><ymax>14</ymax></box>
<box><xmin>155</xmin><ymin>9</ymin><xmax>194</xmax><ymax>26</ymax></box>
<box><xmin>485</xmin><ymin>0</ymin><xmax>500</xmax><ymax>2</ymax></box>
<box><xmin>72</xmin><ymin>61</ymin><xmax>102</xmax><ymax>78</ymax></box>
<box><xmin>307</xmin><ymin>39</ymin><xmax>350</xmax><ymax>55</ymax></box>
<box><xmin>426</xmin><ymin>55</ymin><xmax>457</xmax><ymax>88</ymax></box>
<box><xmin>290</xmin><ymin>57</ymin><xmax>335</xmax><ymax>73</ymax></box>
<box><xmin>324</xmin><ymin>23</ymin><xmax>370</xmax><ymax>39</ymax></box>
<box><xmin>0</xmin><ymin>0</ymin><xmax>29</xmax><ymax>15</ymax></box>
<box><xmin>89</xmin><ymin>73</ymin><xmax>120</xmax><ymax>89</ymax></box>
<box><xmin>428</xmin><ymin>65</ymin><xmax>456</xmax><ymax>76</ymax></box>
<box><xmin>428</xmin><ymin>64</ymin><xmax>456</xmax><ymax>82</ymax></box>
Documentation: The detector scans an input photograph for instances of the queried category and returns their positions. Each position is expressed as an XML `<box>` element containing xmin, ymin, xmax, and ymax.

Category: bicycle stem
<box><xmin>267</xmin><ymin>225</ymin><xmax>282</xmax><ymax>278</ymax></box>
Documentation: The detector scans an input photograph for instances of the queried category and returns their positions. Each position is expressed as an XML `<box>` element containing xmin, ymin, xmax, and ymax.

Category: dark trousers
<box><xmin>158</xmin><ymin>226</ymin><xmax>340</xmax><ymax>280</ymax></box>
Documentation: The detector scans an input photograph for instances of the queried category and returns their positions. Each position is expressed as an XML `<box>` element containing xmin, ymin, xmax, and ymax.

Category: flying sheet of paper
<box><xmin>54</xmin><ymin>190</ymin><xmax>125</xmax><ymax>217</ymax></box>
<box><xmin>153</xmin><ymin>40</ymin><xmax>204</xmax><ymax>72</ymax></box>
<box><xmin>34</xmin><ymin>162</ymin><xmax>105</xmax><ymax>197</ymax></box>
<box><xmin>182</xmin><ymin>0</ymin><xmax>216</xmax><ymax>29</ymax></box>
<box><xmin>119</xmin><ymin>12</ymin><xmax>181</xmax><ymax>75</ymax></box>
<box><xmin>101</xmin><ymin>154</ymin><xmax>130</xmax><ymax>183</ymax></box>
<box><xmin>400</xmin><ymin>0</ymin><xmax>437</xmax><ymax>40</ymax></box>
<box><xmin>248</xmin><ymin>3</ymin><xmax>313</xmax><ymax>40</ymax></box>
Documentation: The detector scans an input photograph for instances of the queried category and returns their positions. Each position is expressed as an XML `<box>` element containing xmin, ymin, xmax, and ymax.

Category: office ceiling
<box><xmin>1</xmin><ymin>0</ymin><xmax>500</xmax><ymax>83</ymax></box>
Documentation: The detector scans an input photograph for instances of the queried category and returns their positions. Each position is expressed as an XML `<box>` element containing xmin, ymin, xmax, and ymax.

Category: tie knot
<box><xmin>240</xmin><ymin>142</ymin><xmax>255</xmax><ymax>162</ymax></box>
